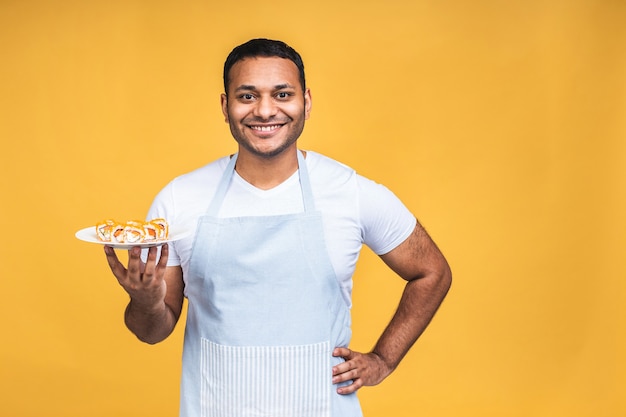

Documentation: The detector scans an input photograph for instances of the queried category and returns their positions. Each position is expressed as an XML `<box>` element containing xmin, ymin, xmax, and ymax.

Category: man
<box><xmin>104</xmin><ymin>38</ymin><xmax>451</xmax><ymax>417</ymax></box>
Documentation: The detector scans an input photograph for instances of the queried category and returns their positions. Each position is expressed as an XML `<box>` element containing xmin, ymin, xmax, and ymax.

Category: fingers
<box><xmin>104</xmin><ymin>245</ymin><xmax>142</xmax><ymax>288</ymax></box>
<box><xmin>104</xmin><ymin>244</ymin><xmax>169</xmax><ymax>311</ymax></box>
<box><xmin>332</xmin><ymin>357</ymin><xmax>363</xmax><ymax>394</ymax></box>
<box><xmin>104</xmin><ymin>245</ymin><xmax>126</xmax><ymax>280</ymax></box>
<box><xmin>142</xmin><ymin>246</ymin><xmax>157</xmax><ymax>279</ymax></box>
<box><xmin>143</xmin><ymin>244</ymin><xmax>169</xmax><ymax>280</ymax></box>
<box><xmin>127</xmin><ymin>246</ymin><xmax>143</xmax><ymax>279</ymax></box>
<box><xmin>336</xmin><ymin>378</ymin><xmax>363</xmax><ymax>395</ymax></box>
<box><xmin>332</xmin><ymin>347</ymin><xmax>359</xmax><ymax>394</ymax></box>
<box><xmin>105</xmin><ymin>244</ymin><xmax>168</xmax><ymax>281</ymax></box>
<box><xmin>158</xmin><ymin>244</ymin><xmax>169</xmax><ymax>268</ymax></box>
<box><xmin>331</xmin><ymin>349</ymin><xmax>389</xmax><ymax>395</ymax></box>
<box><xmin>333</xmin><ymin>347</ymin><xmax>353</xmax><ymax>359</ymax></box>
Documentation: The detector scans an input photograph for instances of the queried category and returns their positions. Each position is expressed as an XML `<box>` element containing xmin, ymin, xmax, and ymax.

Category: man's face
<box><xmin>221</xmin><ymin>57</ymin><xmax>312</xmax><ymax>159</ymax></box>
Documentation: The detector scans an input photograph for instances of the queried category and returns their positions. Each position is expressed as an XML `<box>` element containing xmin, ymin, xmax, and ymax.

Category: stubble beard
<box><xmin>229</xmin><ymin>115</ymin><xmax>306</xmax><ymax>159</ymax></box>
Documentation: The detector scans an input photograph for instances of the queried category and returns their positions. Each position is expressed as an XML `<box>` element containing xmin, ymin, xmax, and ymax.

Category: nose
<box><xmin>253</xmin><ymin>95</ymin><xmax>278</xmax><ymax>120</ymax></box>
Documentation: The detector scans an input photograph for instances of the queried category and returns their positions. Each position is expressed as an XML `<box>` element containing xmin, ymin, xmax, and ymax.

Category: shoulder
<box><xmin>305</xmin><ymin>151</ymin><xmax>354</xmax><ymax>175</ymax></box>
<box><xmin>304</xmin><ymin>150</ymin><xmax>415</xmax><ymax>246</ymax></box>
<box><xmin>305</xmin><ymin>151</ymin><xmax>401</xmax><ymax>198</ymax></box>
<box><xmin>306</xmin><ymin>154</ymin><xmax>416</xmax><ymax>255</ymax></box>
<box><xmin>304</xmin><ymin>151</ymin><xmax>357</xmax><ymax>189</ymax></box>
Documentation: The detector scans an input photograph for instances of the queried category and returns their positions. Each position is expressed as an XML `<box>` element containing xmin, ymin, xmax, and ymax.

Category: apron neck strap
<box><xmin>206</xmin><ymin>150</ymin><xmax>315</xmax><ymax>216</ymax></box>
<box><xmin>297</xmin><ymin>150</ymin><xmax>316</xmax><ymax>212</ymax></box>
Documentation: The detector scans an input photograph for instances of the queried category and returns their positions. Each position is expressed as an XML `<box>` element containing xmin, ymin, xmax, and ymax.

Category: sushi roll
<box><xmin>124</xmin><ymin>220</ymin><xmax>145</xmax><ymax>244</ymax></box>
<box><xmin>143</xmin><ymin>221</ymin><xmax>158</xmax><ymax>241</ymax></box>
<box><xmin>110</xmin><ymin>223</ymin><xmax>126</xmax><ymax>243</ymax></box>
<box><xmin>96</xmin><ymin>219</ymin><xmax>116</xmax><ymax>242</ymax></box>
<box><xmin>94</xmin><ymin>218</ymin><xmax>169</xmax><ymax>243</ymax></box>
<box><xmin>150</xmin><ymin>218</ymin><xmax>169</xmax><ymax>240</ymax></box>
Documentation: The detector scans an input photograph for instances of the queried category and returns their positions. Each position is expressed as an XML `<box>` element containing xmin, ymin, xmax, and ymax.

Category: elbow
<box><xmin>132</xmin><ymin>330</ymin><xmax>169</xmax><ymax>345</ymax></box>
<box><xmin>141</xmin><ymin>337</ymin><xmax>164</xmax><ymax>346</ymax></box>
<box><xmin>439</xmin><ymin>256</ymin><xmax>452</xmax><ymax>294</ymax></box>
<box><xmin>432</xmin><ymin>260</ymin><xmax>452</xmax><ymax>300</ymax></box>
<box><xmin>441</xmin><ymin>261</ymin><xmax>452</xmax><ymax>295</ymax></box>
<box><xmin>124</xmin><ymin>318</ymin><xmax>171</xmax><ymax>345</ymax></box>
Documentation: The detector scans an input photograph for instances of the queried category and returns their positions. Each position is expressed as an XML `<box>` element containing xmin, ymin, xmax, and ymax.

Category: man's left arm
<box><xmin>332</xmin><ymin>221</ymin><xmax>452</xmax><ymax>394</ymax></box>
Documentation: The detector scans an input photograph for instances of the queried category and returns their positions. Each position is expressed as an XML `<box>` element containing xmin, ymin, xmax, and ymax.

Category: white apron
<box><xmin>180</xmin><ymin>151</ymin><xmax>363</xmax><ymax>417</ymax></box>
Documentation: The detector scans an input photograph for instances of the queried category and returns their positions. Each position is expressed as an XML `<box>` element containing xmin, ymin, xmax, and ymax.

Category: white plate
<box><xmin>75</xmin><ymin>226</ymin><xmax>192</xmax><ymax>249</ymax></box>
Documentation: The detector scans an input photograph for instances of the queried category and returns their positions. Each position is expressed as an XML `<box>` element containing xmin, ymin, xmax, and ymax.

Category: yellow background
<box><xmin>1</xmin><ymin>1</ymin><xmax>624</xmax><ymax>416</ymax></box>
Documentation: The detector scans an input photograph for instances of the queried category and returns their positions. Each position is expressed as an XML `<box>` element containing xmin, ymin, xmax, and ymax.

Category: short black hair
<box><xmin>223</xmin><ymin>38</ymin><xmax>306</xmax><ymax>94</ymax></box>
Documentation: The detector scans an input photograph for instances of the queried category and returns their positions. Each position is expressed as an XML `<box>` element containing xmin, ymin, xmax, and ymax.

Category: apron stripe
<box><xmin>201</xmin><ymin>339</ymin><xmax>331</xmax><ymax>417</ymax></box>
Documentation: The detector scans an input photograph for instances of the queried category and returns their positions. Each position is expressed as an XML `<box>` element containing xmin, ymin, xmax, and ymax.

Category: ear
<box><xmin>220</xmin><ymin>93</ymin><xmax>229</xmax><ymax>123</ymax></box>
<box><xmin>304</xmin><ymin>88</ymin><xmax>312</xmax><ymax>120</ymax></box>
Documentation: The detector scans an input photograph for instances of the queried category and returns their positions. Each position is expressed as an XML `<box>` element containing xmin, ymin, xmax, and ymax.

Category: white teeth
<box><xmin>251</xmin><ymin>125</ymin><xmax>280</xmax><ymax>132</ymax></box>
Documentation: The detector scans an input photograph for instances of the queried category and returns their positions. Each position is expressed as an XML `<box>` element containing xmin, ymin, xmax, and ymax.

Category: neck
<box><xmin>235</xmin><ymin>147</ymin><xmax>302</xmax><ymax>190</ymax></box>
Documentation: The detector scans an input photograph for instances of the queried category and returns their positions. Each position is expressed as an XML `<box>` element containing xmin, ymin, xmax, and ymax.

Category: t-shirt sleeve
<box><xmin>357</xmin><ymin>176</ymin><xmax>417</xmax><ymax>255</ymax></box>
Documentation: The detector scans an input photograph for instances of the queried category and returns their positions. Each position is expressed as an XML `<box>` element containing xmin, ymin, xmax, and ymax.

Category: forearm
<box><xmin>332</xmin><ymin>224</ymin><xmax>451</xmax><ymax>393</ymax></box>
<box><xmin>124</xmin><ymin>300</ymin><xmax>178</xmax><ymax>344</ymax></box>
<box><xmin>372</xmin><ymin>269</ymin><xmax>451</xmax><ymax>371</ymax></box>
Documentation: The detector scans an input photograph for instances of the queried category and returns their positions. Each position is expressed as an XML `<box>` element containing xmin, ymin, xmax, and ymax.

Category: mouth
<box><xmin>248</xmin><ymin>124</ymin><xmax>284</xmax><ymax>133</ymax></box>
<box><xmin>246</xmin><ymin>123</ymin><xmax>287</xmax><ymax>138</ymax></box>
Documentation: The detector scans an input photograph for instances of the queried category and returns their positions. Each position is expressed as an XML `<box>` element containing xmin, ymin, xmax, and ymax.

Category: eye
<box><xmin>238</xmin><ymin>93</ymin><xmax>256</xmax><ymax>101</ymax></box>
<box><xmin>276</xmin><ymin>91</ymin><xmax>293</xmax><ymax>100</ymax></box>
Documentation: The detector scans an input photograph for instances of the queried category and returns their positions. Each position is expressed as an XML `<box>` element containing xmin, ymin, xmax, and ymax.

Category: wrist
<box><xmin>127</xmin><ymin>298</ymin><xmax>166</xmax><ymax>316</ymax></box>
<box><xmin>370</xmin><ymin>350</ymin><xmax>396</xmax><ymax>374</ymax></box>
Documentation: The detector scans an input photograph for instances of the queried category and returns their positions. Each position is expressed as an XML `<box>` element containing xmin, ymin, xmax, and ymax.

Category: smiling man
<box><xmin>222</xmin><ymin>56</ymin><xmax>310</xmax><ymax>157</ymax></box>
<box><xmin>104</xmin><ymin>38</ymin><xmax>451</xmax><ymax>417</ymax></box>
<box><xmin>221</xmin><ymin>53</ymin><xmax>312</xmax><ymax>189</ymax></box>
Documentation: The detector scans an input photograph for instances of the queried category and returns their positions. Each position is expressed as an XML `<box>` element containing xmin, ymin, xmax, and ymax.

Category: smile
<box><xmin>249</xmin><ymin>124</ymin><xmax>283</xmax><ymax>132</ymax></box>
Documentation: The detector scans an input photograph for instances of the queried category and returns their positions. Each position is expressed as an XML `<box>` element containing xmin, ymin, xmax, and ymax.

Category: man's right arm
<box><xmin>105</xmin><ymin>244</ymin><xmax>185</xmax><ymax>344</ymax></box>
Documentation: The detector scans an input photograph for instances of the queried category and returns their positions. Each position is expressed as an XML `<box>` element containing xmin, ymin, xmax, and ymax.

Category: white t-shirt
<box><xmin>146</xmin><ymin>151</ymin><xmax>416</xmax><ymax>306</ymax></box>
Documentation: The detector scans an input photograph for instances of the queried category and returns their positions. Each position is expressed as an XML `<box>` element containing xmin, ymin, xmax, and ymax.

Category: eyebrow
<box><xmin>234</xmin><ymin>83</ymin><xmax>296</xmax><ymax>92</ymax></box>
